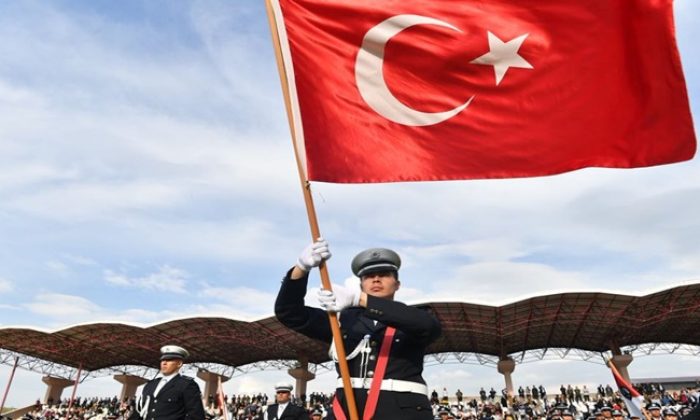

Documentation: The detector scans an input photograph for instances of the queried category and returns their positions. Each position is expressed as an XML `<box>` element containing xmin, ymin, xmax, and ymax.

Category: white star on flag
<box><xmin>471</xmin><ymin>31</ymin><xmax>533</xmax><ymax>85</ymax></box>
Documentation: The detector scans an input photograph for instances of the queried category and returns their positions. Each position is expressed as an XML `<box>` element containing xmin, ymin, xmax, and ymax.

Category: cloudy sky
<box><xmin>1</xmin><ymin>0</ymin><xmax>699</xmax><ymax>407</ymax></box>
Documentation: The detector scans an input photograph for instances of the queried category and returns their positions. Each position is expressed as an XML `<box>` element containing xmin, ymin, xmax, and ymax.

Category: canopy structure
<box><xmin>2</xmin><ymin>283</ymin><xmax>700</xmax><ymax>379</ymax></box>
<box><xmin>429</xmin><ymin>282</ymin><xmax>700</xmax><ymax>358</ymax></box>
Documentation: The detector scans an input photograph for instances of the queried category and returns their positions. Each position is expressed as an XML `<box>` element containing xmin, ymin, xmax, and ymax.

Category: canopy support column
<box><xmin>41</xmin><ymin>376</ymin><xmax>74</xmax><ymax>405</ymax></box>
<box><xmin>497</xmin><ymin>357</ymin><xmax>516</xmax><ymax>398</ymax></box>
<box><xmin>288</xmin><ymin>359</ymin><xmax>315</xmax><ymax>399</ymax></box>
<box><xmin>114</xmin><ymin>374</ymin><xmax>148</xmax><ymax>402</ymax></box>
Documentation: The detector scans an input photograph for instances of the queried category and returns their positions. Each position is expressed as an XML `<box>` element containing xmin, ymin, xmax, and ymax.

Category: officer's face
<box><xmin>360</xmin><ymin>271</ymin><xmax>399</xmax><ymax>299</ymax></box>
<box><xmin>276</xmin><ymin>390</ymin><xmax>291</xmax><ymax>404</ymax></box>
<box><xmin>160</xmin><ymin>358</ymin><xmax>183</xmax><ymax>375</ymax></box>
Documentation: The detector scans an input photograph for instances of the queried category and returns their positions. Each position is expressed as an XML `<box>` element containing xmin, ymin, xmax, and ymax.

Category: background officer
<box><xmin>258</xmin><ymin>382</ymin><xmax>307</xmax><ymax>420</ymax></box>
<box><xmin>129</xmin><ymin>345</ymin><xmax>205</xmax><ymax>420</ymax></box>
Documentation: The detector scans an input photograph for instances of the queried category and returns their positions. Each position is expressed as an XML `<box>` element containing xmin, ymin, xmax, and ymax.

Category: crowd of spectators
<box><xmin>15</xmin><ymin>397</ymin><xmax>128</xmax><ymax>420</ymax></box>
<box><xmin>5</xmin><ymin>382</ymin><xmax>697</xmax><ymax>420</ymax></box>
<box><xmin>424</xmin><ymin>382</ymin><xmax>699</xmax><ymax>420</ymax></box>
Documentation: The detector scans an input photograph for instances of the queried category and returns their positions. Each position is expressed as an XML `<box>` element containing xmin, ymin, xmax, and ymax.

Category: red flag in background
<box><xmin>607</xmin><ymin>360</ymin><xmax>645</xmax><ymax>419</ymax></box>
<box><xmin>269</xmin><ymin>0</ymin><xmax>695</xmax><ymax>183</ymax></box>
<box><xmin>217</xmin><ymin>376</ymin><xmax>228</xmax><ymax>420</ymax></box>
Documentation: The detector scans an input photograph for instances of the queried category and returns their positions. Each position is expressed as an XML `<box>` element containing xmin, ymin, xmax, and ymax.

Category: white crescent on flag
<box><xmin>354</xmin><ymin>14</ymin><xmax>475</xmax><ymax>127</ymax></box>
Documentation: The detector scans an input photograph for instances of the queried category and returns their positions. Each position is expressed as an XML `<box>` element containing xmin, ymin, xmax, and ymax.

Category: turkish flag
<box><xmin>268</xmin><ymin>0</ymin><xmax>696</xmax><ymax>183</ymax></box>
<box><xmin>608</xmin><ymin>360</ymin><xmax>644</xmax><ymax>419</ymax></box>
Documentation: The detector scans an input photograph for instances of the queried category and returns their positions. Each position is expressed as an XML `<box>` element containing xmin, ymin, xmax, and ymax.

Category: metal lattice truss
<box><xmin>220</xmin><ymin>359</ymin><xmax>335</xmax><ymax>378</ymax></box>
<box><xmin>0</xmin><ymin>350</ymin><xmax>91</xmax><ymax>382</ymax></box>
<box><xmin>2</xmin><ymin>283</ymin><xmax>700</xmax><ymax>381</ymax></box>
<box><xmin>0</xmin><ymin>348</ymin><xmax>336</xmax><ymax>381</ymax></box>
<box><xmin>424</xmin><ymin>344</ymin><xmax>700</xmax><ymax>368</ymax></box>
<box><xmin>620</xmin><ymin>343</ymin><xmax>700</xmax><ymax>357</ymax></box>
<box><xmin>4</xmin><ymin>344</ymin><xmax>699</xmax><ymax>383</ymax></box>
<box><xmin>424</xmin><ymin>352</ymin><xmax>500</xmax><ymax>366</ymax></box>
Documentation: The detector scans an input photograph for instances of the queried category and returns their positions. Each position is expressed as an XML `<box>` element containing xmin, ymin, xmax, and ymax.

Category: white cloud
<box><xmin>104</xmin><ymin>265</ymin><xmax>188</xmax><ymax>293</ymax></box>
<box><xmin>25</xmin><ymin>293</ymin><xmax>101</xmax><ymax>318</ymax></box>
<box><xmin>105</xmin><ymin>308</ymin><xmax>181</xmax><ymax>324</ymax></box>
<box><xmin>20</xmin><ymin>292</ymin><xmax>182</xmax><ymax>327</ymax></box>
<box><xmin>45</xmin><ymin>260</ymin><xmax>70</xmax><ymax>277</ymax></box>
<box><xmin>0</xmin><ymin>277</ymin><xmax>12</xmax><ymax>293</ymax></box>
<box><xmin>7</xmin><ymin>181</ymin><xmax>186</xmax><ymax>221</ymax></box>
<box><xmin>440</xmin><ymin>261</ymin><xmax>587</xmax><ymax>303</ymax></box>
<box><xmin>62</xmin><ymin>254</ymin><xmax>99</xmax><ymax>266</ymax></box>
<box><xmin>197</xmin><ymin>286</ymin><xmax>278</xmax><ymax>319</ymax></box>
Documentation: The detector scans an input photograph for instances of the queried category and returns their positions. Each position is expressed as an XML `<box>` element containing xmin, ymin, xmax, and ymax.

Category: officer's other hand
<box><xmin>297</xmin><ymin>237</ymin><xmax>332</xmax><ymax>272</ymax></box>
<box><xmin>317</xmin><ymin>284</ymin><xmax>359</xmax><ymax>312</ymax></box>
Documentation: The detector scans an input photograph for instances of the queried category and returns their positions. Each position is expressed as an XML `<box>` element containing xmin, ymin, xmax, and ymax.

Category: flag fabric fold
<box><xmin>608</xmin><ymin>359</ymin><xmax>645</xmax><ymax>419</ymax></box>
<box><xmin>217</xmin><ymin>376</ymin><xmax>228</xmax><ymax>420</ymax></box>
<box><xmin>269</xmin><ymin>0</ymin><xmax>695</xmax><ymax>183</ymax></box>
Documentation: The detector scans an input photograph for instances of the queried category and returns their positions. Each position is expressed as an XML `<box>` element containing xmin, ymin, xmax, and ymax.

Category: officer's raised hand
<box><xmin>291</xmin><ymin>237</ymin><xmax>331</xmax><ymax>279</ymax></box>
<box><xmin>318</xmin><ymin>284</ymin><xmax>360</xmax><ymax>312</ymax></box>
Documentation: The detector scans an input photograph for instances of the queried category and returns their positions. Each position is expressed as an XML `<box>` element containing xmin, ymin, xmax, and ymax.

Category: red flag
<box><xmin>607</xmin><ymin>360</ymin><xmax>644</xmax><ymax>419</ymax></box>
<box><xmin>268</xmin><ymin>0</ymin><xmax>696</xmax><ymax>183</ymax></box>
<box><xmin>217</xmin><ymin>376</ymin><xmax>228</xmax><ymax>420</ymax></box>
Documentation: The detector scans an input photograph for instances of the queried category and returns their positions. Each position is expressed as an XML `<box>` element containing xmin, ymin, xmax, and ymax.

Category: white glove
<box><xmin>317</xmin><ymin>284</ymin><xmax>359</xmax><ymax>312</ymax></box>
<box><xmin>297</xmin><ymin>238</ymin><xmax>332</xmax><ymax>272</ymax></box>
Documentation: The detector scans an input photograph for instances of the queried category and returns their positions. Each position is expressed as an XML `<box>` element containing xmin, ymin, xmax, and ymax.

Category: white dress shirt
<box><xmin>154</xmin><ymin>373</ymin><xmax>178</xmax><ymax>396</ymax></box>
<box><xmin>264</xmin><ymin>402</ymin><xmax>288</xmax><ymax>420</ymax></box>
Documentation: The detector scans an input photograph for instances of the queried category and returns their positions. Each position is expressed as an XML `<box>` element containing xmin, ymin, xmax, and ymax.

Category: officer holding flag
<box><xmin>275</xmin><ymin>239</ymin><xmax>441</xmax><ymax>419</ymax></box>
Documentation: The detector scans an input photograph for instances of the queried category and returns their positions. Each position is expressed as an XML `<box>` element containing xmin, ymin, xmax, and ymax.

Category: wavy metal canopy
<box><xmin>1</xmin><ymin>283</ymin><xmax>699</xmax><ymax>373</ymax></box>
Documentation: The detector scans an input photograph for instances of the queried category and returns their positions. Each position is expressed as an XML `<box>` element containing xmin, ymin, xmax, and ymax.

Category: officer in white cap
<box><xmin>128</xmin><ymin>345</ymin><xmax>205</xmax><ymax>420</ymax></box>
<box><xmin>648</xmin><ymin>403</ymin><xmax>663</xmax><ymax>420</ymax></box>
<box><xmin>275</xmin><ymin>239</ymin><xmax>441</xmax><ymax>419</ymax></box>
<box><xmin>257</xmin><ymin>382</ymin><xmax>307</xmax><ymax>420</ymax></box>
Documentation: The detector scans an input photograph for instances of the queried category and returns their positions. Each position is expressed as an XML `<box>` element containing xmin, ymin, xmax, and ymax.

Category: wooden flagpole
<box><xmin>263</xmin><ymin>1</ymin><xmax>359</xmax><ymax>419</ymax></box>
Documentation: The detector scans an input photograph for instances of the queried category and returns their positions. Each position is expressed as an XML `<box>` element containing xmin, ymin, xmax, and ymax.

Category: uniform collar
<box><xmin>158</xmin><ymin>372</ymin><xmax>179</xmax><ymax>381</ymax></box>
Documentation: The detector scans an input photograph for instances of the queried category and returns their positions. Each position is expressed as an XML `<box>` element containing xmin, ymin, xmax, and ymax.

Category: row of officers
<box><xmin>128</xmin><ymin>345</ymin><xmax>314</xmax><ymax>420</ymax></box>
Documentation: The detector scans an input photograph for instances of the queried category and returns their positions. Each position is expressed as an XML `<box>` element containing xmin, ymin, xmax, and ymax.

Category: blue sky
<box><xmin>1</xmin><ymin>0</ymin><xmax>699</xmax><ymax>407</ymax></box>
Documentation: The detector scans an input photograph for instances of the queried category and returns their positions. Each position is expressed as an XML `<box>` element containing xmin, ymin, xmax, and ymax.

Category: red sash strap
<box><xmin>331</xmin><ymin>326</ymin><xmax>397</xmax><ymax>420</ymax></box>
<box><xmin>332</xmin><ymin>395</ymin><xmax>346</xmax><ymax>420</ymax></box>
<box><xmin>363</xmin><ymin>326</ymin><xmax>396</xmax><ymax>420</ymax></box>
